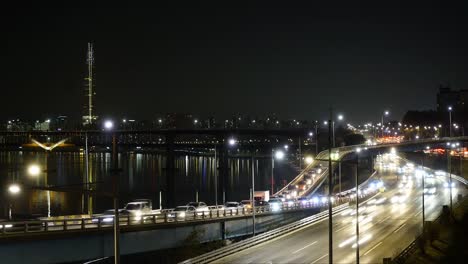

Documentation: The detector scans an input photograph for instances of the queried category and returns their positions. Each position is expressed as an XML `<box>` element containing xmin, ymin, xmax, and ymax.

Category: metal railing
<box><xmin>0</xmin><ymin>201</ymin><xmax>337</xmax><ymax>237</ymax></box>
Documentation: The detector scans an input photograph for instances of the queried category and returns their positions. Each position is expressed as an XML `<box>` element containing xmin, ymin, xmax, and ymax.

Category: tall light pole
<box><xmin>355</xmin><ymin>147</ymin><xmax>361</xmax><ymax>264</ymax></box>
<box><xmin>105</xmin><ymin>120</ymin><xmax>120</xmax><ymax>264</ymax></box>
<box><xmin>446</xmin><ymin>142</ymin><xmax>453</xmax><ymax>211</ymax></box>
<box><xmin>271</xmin><ymin>150</ymin><xmax>285</xmax><ymax>194</ymax></box>
<box><xmin>251</xmin><ymin>155</ymin><xmax>256</xmax><ymax>236</ymax></box>
<box><xmin>448</xmin><ymin>106</ymin><xmax>453</xmax><ymax>137</ymax></box>
<box><xmin>381</xmin><ymin>110</ymin><xmax>389</xmax><ymax>138</ymax></box>
<box><xmin>333</xmin><ymin>114</ymin><xmax>344</xmax><ymax>148</ymax></box>
<box><xmin>214</xmin><ymin>144</ymin><xmax>217</xmax><ymax>206</ymax></box>
<box><xmin>315</xmin><ymin>121</ymin><xmax>319</xmax><ymax>155</ymax></box>
<box><xmin>328</xmin><ymin>108</ymin><xmax>333</xmax><ymax>264</ymax></box>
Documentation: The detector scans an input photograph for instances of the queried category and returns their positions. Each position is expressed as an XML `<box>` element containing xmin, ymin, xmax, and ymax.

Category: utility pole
<box><xmin>214</xmin><ymin>145</ymin><xmax>217</xmax><ymax>206</ymax></box>
<box><xmin>355</xmin><ymin>153</ymin><xmax>360</xmax><ymax>264</ymax></box>
<box><xmin>421</xmin><ymin>157</ymin><xmax>425</xmax><ymax>231</ymax></box>
<box><xmin>315</xmin><ymin>120</ymin><xmax>319</xmax><ymax>155</ymax></box>
<box><xmin>328</xmin><ymin>108</ymin><xmax>333</xmax><ymax>264</ymax></box>
<box><xmin>112</xmin><ymin>134</ymin><xmax>120</xmax><ymax>264</ymax></box>
<box><xmin>251</xmin><ymin>156</ymin><xmax>256</xmax><ymax>236</ymax></box>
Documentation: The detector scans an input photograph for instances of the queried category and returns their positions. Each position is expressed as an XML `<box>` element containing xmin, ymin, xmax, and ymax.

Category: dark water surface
<box><xmin>0</xmin><ymin>150</ymin><xmax>297</xmax><ymax>217</ymax></box>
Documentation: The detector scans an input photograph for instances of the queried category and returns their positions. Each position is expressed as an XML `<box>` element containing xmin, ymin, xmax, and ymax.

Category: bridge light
<box><xmin>228</xmin><ymin>138</ymin><xmax>236</xmax><ymax>146</ymax></box>
<box><xmin>104</xmin><ymin>120</ymin><xmax>114</xmax><ymax>130</ymax></box>
<box><xmin>28</xmin><ymin>164</ymin><xmax>40</xmax><ymax>176</ymax></box>
<box><xmin>8</xmin><ymin>184</ymin><xmax>21</xmax><ymax>195</ymax></box>
<box><xmin>275</xmin><ymin>150</ymin><xmax>285</xmax><ymax>160</ymax></box>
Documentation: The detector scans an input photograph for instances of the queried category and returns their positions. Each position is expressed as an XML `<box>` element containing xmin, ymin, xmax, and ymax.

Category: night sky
<box><xmin>2</xmin><ymin>2</ymin><xmax>468</xmax><ymax>123</ymax></box>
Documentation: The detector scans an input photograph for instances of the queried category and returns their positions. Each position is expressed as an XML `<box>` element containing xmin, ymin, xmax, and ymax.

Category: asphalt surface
<box><xmin>214</xmin><ymin>155</ymin><xmax>465</xmax><ymax>264</ymax></box>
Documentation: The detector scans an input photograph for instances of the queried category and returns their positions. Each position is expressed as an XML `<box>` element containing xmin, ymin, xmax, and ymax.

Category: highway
<box><xmin>213</xmin><ymin>154</ymin><xmax>465</xmax><ymax>264</ymax></box>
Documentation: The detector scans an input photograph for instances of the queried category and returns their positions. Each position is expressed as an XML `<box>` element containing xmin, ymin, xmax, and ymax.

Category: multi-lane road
<box><xmin>213</xmin><ymin>154</ymin><xmax>465</xmax><ymax>264</ymax></box>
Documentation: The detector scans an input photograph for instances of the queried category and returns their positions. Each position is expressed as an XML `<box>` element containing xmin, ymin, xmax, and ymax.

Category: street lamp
<box><xmin>355</xmin><ymin>147</ymin><xmax>361</xmax><ymax>264</ymax></box>
<box><xmin>448</xmin><ymin>106</ymin><xmax>453</xmax><ymax>137</ymax></box>
<box><xmin>228</xmin><ymin>138</ymin><xmax>236</xmax><ymax>146</ymax></box>
<box><xmin>381</xmin><ymin>110</ymin><xmax>390</xmax><ymax>138</ymax></box>
<box><xmin>8</xmin><ymin>184</ymin><xmax>21</xmax><ymax>194</ymax></box>
<box><xmin>271</xmin><ymin>150</ymin><xmax>285</xmax><ymax>194</ymax></box>
<box><xmin>28</xmin><ymin>164</ymin><xmax>41</xmax><ymax>177</ymax></box>
<box><xmin>104</xmin><ymin>120</ymin><xmax>114</xmax><ymax>130</ymax></box>
<box><xmin>305</xmin><ymin>156</ymin><xmax>314</xmax><ymax>165</ymax></box>
<box><xmin>104</xmin><ymin>120</ymin><xmax>120</xmax><ymax>264</ymax></box>
<box><xmin>332</xmin><ymin>114</ymin><xmax>344</xmax><ymax>147</ymax></box>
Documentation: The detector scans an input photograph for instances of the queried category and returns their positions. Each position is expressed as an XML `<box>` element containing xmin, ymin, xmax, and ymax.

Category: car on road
<box><xmin>187</xmin><ymin>202</ymin><xmax>209</xmax><ymax>215</ymax></box>
<box><xmin>223</xmin><ymin>202</ymin><xmax>244</xmax><ymax>213</ymax></box>
<box><xmin>268</xmin><ymin>198</ymin><xmax>283</xmax><ymax>211</ymax></box>
<box><xmin>168</xmin><ymin>206</ymin><xmax>196</xmax><ymax>220</ymax></box>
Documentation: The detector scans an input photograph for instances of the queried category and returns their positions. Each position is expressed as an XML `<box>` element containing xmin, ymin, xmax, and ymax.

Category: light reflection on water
<box><xmin>0</xmin><ymin>151</ymin><xmax>295</xmax><ymax>217</ymax></box>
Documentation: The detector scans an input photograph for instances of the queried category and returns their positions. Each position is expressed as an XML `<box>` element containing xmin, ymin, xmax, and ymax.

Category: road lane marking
<box><xmin>363</xmin><ymin>241</ymin><xmax>383</xmax><ymax>256</ymax></box>
<box><xmin>393</xmin><ymin>223</ymin><xmax>407</xmax><ymax>233</ymax></box>
<box><xmin>335</xmin><ymin>225</ymin><xmax>349</xmax><ymax>233</ymax></box>
<box><xmin>377</xmin><ymin>215</ymin><xmax>391</xmax><ymax>224</ymax></box>
<box><xmin>311</xmin><ymin>254</ymin><xmax>328</xmax><ymax>264</ymax></box>
<box><xmin>292</xmin><ymin>241</ymin><xmax>317</xmax><ymax>254</ymax></box>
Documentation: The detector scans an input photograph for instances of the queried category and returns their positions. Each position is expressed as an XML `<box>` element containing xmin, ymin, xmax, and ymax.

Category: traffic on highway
<box><xmin>191</xmin><ymin>151</ymin><xmax>465</xmax><ymax>264</ymax></box>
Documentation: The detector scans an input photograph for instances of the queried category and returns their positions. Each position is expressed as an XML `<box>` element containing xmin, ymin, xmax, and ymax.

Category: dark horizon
<box><xmin>2</xmin><ymin>3</ymin><xmax>468</xmax><ymax>124</ymax></box>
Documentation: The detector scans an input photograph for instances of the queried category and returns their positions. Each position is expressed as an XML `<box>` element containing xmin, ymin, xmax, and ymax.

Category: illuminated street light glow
<box><xmin>356</xmin><ymin>147</ymin><xmax>362</xmax><ymax>153</ymax></box>
<box><xmin>28</xmin><ymin>164</ymin><xmax>41</xmax><ymax>176</ymax></box>
<box><xmin>104</xmin><ymin>120</ymin><xmax>114</xmax><ymax>130</ymax></box>
<box><xmin>305</xmin><ymin>156</ymin><xmax>314</xmax><ymax>164</ymax></box>
<box><xmin>8</xmin><ymin>184</ymin><xmax>21</xmax><ymax>194</ymax></box>
<box><xmin>448</xmin><ymin>106</ymin><xmax>452</xmax><ymax>111</ymax></box>
<box><xmin>384</xmin><ymin>111</ymin><xmax>389</xmax><ymax>116</ymax></box>
<box><xmin>337</xmin><ymin>114</ymin><xmax>344</xmax><ymax>121</ymax></box>
<box><xmin>309</xmin><ymin>132</ymin><xmax>313</xmax><ymax>137</ymax></box>
<box><xmin>284</xmin><ymin>145</ymin><xmax>289</xmax><ymax>150</ymax></box>
<box><xmin>228</xmin><ymin>138</ymin><xmax>236</xmax><ymax>146</ymax></box>
<box><xmin>275</xmin><ymin>150</ymin><xmax>285</xmax><ymax>160</ymax></box>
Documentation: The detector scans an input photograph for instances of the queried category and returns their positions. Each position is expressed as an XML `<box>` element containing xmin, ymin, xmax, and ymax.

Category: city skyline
<box><xmin>3</xmin><ymin>3</ymin><xmax>468</xmax><ymax>123</ymax></box>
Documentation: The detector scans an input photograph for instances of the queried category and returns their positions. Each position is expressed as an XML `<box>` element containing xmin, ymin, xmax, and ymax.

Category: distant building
<box><xmin>34</xmin><ymin>119</ymin><xmax>51</xmax><ymax>131</ymax></box>
<box><xmin>165</xmin><ymin>113</ymin><xmax>194</xmax><ymax>129</ymax></box>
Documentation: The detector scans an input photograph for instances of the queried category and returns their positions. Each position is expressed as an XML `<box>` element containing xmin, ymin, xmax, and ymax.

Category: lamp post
<box><xmin>448</xmin><ymin>106</ymin><xmax>453</xmax><ymax>137</ymax></box>
<box><xmin>446</xmin><ymin>142</ymin><xmax>453</xmax><ymax>212</ymax></box>
<box><xmin>381</xmin><ymin>111</ymin><xmax>389</xmax><ymax>138</ymax></box>
<box><xmin>315</xmin><ymin>121</ymin><xmax>319</xmax><ymax>155</ymax></box>
<box><xmin>251</xmin><ymin>156</ymin><xmax>256</xmax><ymax>236</ymax></box>
<box><xmin>355</xmin><ymin>147</ymin><xmax>361</xmax><ymax>264</ymax></box>
<box><xmin>104</xmin><ymin>120</ymin><xmax>120</xmax><ymax>264</ymax></box>
<box><xmin>271</xmin><ymin>150</ymin><xmax>285</xmax><ymax>194</ymax></box>
<box><xmin>7</xmin><ymin>183</ymin><xmax>21</xmax><ymax>220</ymax></box>
<box><xmin>333</xmin><ymin>114</ymin><xmax>344</xmax><ymax>148</ymax></box>
<box><xmin>328</xmin><ymin>109</ymin><xmax>333</xmax><ymax>264</ymax></box>
<box><xmin>214</xmin><ymin>144</ymin><xmax>217</xmax><ymax>206</ymax></box>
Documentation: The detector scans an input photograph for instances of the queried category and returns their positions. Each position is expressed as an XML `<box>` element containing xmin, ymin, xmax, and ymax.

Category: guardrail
<box><xmin>0</xmin><ymin>200</ymin><xmax>342</xmax><ymax>237</ymax></box>
<box><xmin>180</xmin><ymin>187</ymin><xmax>382</xmax><ymax>264</ymax></box>
<box><xmin>179</xmin><ymin>203</ymin><xmax>350</xmax><ymax>264</ymax></box>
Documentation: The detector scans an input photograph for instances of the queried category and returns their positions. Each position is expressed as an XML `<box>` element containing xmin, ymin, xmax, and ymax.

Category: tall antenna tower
<box><xmin>82</xmin><ymin>42</ymin><xmax>97</xmax><ymax>126</ymax></box>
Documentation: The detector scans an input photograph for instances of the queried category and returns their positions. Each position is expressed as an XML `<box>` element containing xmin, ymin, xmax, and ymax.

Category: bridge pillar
<box><xmin>164</xmin><ymin>133</ymin><xmax>176</xmax><ymax>208</ymax></box>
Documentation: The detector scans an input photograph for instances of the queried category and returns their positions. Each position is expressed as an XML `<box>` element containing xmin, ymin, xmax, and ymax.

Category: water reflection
<box><xmin>0</xmin><ymin>151</ymin><xmax>295</xmax><ymax>217</ymax></box>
